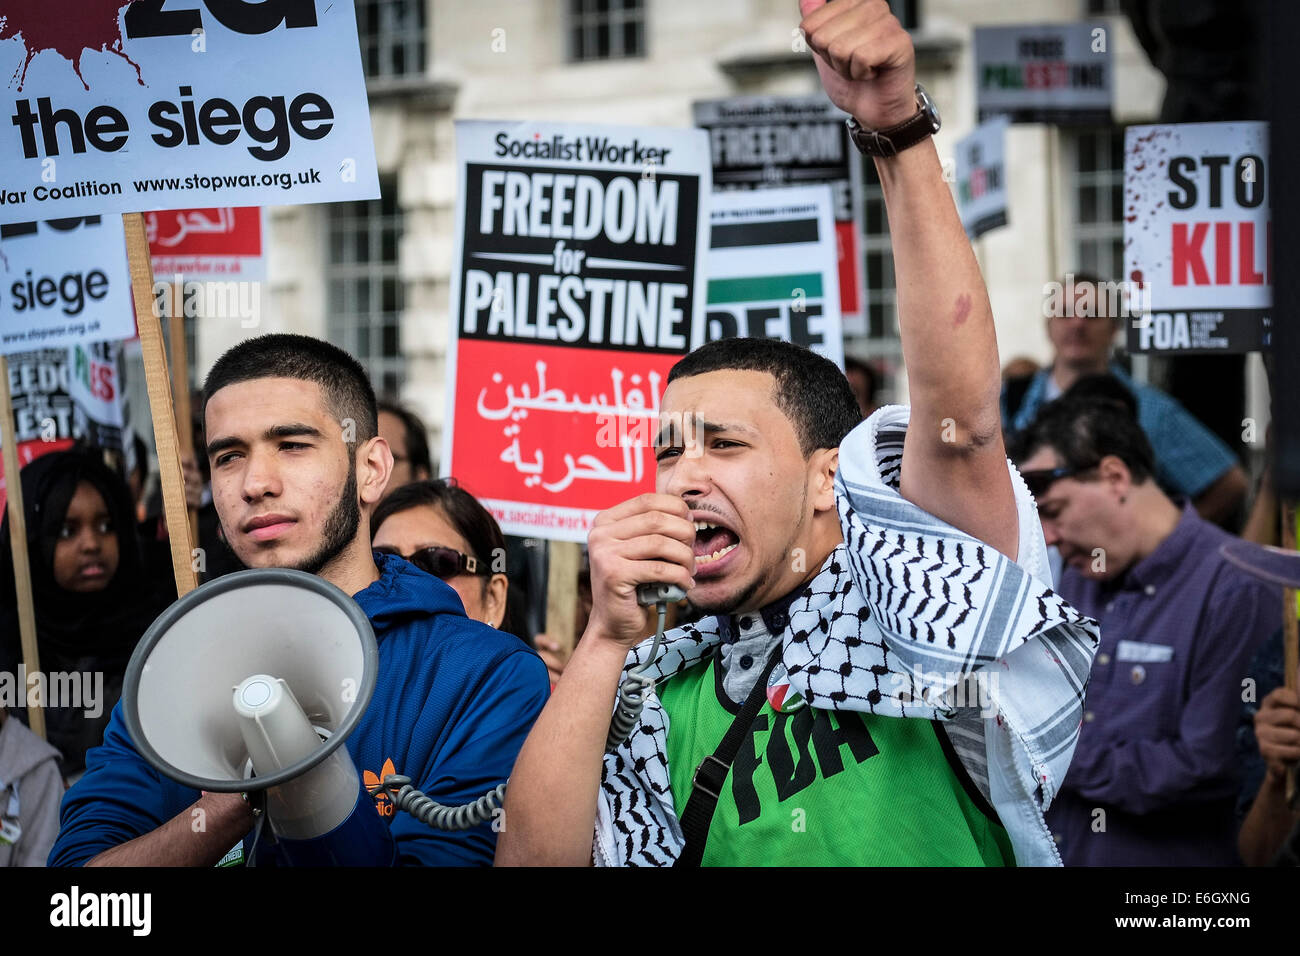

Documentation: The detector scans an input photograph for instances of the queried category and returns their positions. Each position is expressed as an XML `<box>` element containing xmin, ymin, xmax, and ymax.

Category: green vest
<box><xmin>658</xmin><ymin>655</ymin><xmax>1015</xmax><ymax>866</ymax></box>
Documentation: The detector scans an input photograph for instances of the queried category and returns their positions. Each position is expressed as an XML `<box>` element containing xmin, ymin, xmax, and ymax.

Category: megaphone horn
<box><xmin>123</xmin><ymin>568</ymin><xmax>392</xmax><ymax>864</ymax></box>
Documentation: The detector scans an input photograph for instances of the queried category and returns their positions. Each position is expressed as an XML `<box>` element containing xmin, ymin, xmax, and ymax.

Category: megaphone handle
<box><xmin>243</xmin><ymin>790</ymin><xmax>269</xmax><ymax>867</ymax></box>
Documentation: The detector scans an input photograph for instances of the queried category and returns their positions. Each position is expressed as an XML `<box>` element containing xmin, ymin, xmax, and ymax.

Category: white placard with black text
<box><xmin>0</xmin><ymin>1</ymin><xmax>379</xmax><ymax>220</ymax></box>
<box><xmin>1125</xmin><ymin>121</ymin><xmax>1270</xmax><ymax>353</ymax></box>
<box><xmin>0</xmin><ymin>215</ymin><xmax>133</xmax><ymax>353</ymax></box>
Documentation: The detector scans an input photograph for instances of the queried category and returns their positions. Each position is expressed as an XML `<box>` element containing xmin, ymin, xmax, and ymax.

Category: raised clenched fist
<box><xmin>799</xmin><ymin>0</ymin><xmax>918</xmax><ymax>131</ymax></box>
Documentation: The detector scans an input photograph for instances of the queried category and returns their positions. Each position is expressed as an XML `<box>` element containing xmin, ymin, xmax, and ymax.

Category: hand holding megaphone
<box><xmin>123</xmin><ymin>568</ymin><xmax>521</xmax><ymax>861</ymax></box>
<box><xmin>123</xmin><ymin>569</ymin><xmax>396</xmax><ymax>865</ymax></box>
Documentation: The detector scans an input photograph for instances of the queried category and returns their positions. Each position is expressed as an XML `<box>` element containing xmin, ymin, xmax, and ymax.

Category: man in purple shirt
<box><xmin>1010</xmin><ymin>395</ymin><xmax>1278</xmax><ymax>865</ymax></box>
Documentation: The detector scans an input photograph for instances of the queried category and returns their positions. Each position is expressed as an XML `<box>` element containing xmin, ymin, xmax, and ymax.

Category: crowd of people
<box><xmin>2</xmin><ymin>0</ymin><xmax>1298</xmax><ymax>868</ymax></box>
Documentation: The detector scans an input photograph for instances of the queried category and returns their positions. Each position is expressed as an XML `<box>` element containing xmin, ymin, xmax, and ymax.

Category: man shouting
<box><xmin>496</xmin><ymin>0</ymin><xmax>1099</xmax><ymax>867</ymax></box>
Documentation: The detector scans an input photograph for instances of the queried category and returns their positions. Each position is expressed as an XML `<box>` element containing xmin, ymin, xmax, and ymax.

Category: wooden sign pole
<box><xmin>0</xmin><ymin>355</ymin><xmax>44</xmax><ymax>739</ymax></box>
<box><xmin>1282</xmin><ymin>501</ymin><xmax>1299</xmax><ymax>807</ymax></box>
<box><xmin>123</xmin><ymin>213</ymin><xmax>198</xmax><ymax>598</ymax></box>
<box><xmin>167</xmin><ymin>281</ymin><xmax>200</xmax><ymax>547</ymax></box>
<box><xmin>546</xmin><ymin>541</ymin><xmax>581</xmax><ymax>659</ymax></box>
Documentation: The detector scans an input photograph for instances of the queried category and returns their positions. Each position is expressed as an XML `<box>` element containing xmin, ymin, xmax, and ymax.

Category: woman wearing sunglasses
<box><xmin>371</xmin><ymin>479</ymin><xmax>510</xmax><ymax>630</ymax></box>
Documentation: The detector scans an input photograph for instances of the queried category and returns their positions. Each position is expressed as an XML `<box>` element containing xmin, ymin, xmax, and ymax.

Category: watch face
<box><xmin>916</xmin><ymin>84</ymin><xmax>941</xmax><ymax>132</ymax></box>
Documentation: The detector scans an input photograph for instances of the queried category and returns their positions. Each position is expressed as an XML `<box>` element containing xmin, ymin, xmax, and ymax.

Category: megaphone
<box><xmin>122</xmin><ymin>568</ymin><xmax>395</xmax><ymax>866</ymax></box>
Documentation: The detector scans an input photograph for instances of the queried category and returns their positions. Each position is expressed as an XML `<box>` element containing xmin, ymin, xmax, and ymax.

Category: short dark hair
<box><xmin>1062</xmin><ymin>373</ymin><xmax>1138</xmax><ymax>419</ymax></box>
<box><xmin>1008</xmin><ymin>395</ymin><xmax>1156</xmax><ymax>484</ymax></box>
<box><xmin>377</xmin><ymin>400</ymin><xmax>432</xmax><ymax>477</ymax></box>
<box><xmin>371</xmin><ymin>478</ymin><xmax>505</xmax><ymax>574</ymax></box>
<box><xmin>201</xmin><ymin>334</ymin><xmax>378</xmax><ymax>443</ymax></box>
<box><xmin>843</xmin><ymin>355</ymin><xmax>879</xmax><ymax>403</ymax></box>
<box><xmin>667</xmin><ymin>338</ymin><xmax>862</xmax><ymax>455</ymax></box>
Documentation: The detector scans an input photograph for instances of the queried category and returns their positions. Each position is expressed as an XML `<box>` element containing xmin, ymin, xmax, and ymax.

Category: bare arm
<box><xmin>801</xmin><ymin>0</ymin><xmax>1017</xmax><ymax>559</ymax></box>
<box><xmin>1239</xmin><ymin>685</ymin><xmax>1300</xmax><ymax>865</ymax></box>
<box><xmin>1239</xmin><ymin>464</ymin><xmax>1277</xmax><ymax>545</ymax></box>
<box><xmin>1239</xmin><ymin>768</ymin><xmax>1300</xmax><ymax>866</ymax></box>
<box><xmin>1193</xmin><ymin>464</ymin><xmax>1248</xmax><ymax>528</ymax></box>
<box><xmin>495</xmin><ymin>636</ymin><xmax>630</xmax><ymax>866</ymax></box>
<box><xmin>86</xmin><ymin>792</ymin><xmax>254</xmax><ymax>867</ymax></box>
<box><xmin>495</xmin><ymin>494</ymin><xmax>695</xmax><ymax>866</ymax></box>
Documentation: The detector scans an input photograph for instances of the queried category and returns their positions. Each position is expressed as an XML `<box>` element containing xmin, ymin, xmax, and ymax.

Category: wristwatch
<box><xmin>845</xmin><ymin>82</ymin><xmax>941</xmax><ymax>158</ymax></box>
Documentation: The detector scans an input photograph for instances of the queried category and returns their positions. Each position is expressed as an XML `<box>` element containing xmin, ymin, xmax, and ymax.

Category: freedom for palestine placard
<box><xmin>443</xmin><ymin>119</ymin><xmax>711</xmax><ymax>542</ymax></box>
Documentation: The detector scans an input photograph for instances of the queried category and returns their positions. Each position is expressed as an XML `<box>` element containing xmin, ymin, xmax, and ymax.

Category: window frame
<box><xmin>566</xmin><ymin>0</ymin><xmax>647</xmax><ymax>63</ymax></box>
<box><xmin>326</xmin><ymin>176</ymin><xmax>405</xmax><ymax>397</ymax></box>
<box><xmin>1065</xmin><ymin>126</ymin><xmax>1127</xmax><ymax>281</ymax></box>
<box><xmin>355</xmin><ymin>0</ymin><xmax>427</xmax><ymax>84</ymax></box>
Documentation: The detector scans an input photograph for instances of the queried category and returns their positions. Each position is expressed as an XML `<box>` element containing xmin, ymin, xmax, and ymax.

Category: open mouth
<box><xmin>693</xmin><ymin>519</ymin><xmax>739</xmax><ymax>568</ymax></box>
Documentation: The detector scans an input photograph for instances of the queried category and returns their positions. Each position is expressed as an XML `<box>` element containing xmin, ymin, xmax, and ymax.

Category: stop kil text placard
<box><xmin>1125</xmin><ymin>122</ymin><xmax>1270</xmax><ymax>353</ymax></box>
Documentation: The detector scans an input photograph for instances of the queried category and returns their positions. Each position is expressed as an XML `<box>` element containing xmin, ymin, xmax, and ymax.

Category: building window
<box><xmin>853</xmin><ymin>156</ymin><xmax>903</xmax><ymax>400</ymax></box>
<box><xmin>889</xmin><ymin>0</ymin><xmax>921</xmax><ymax>31</ymax></box>
<box><xmin>568</xmin><ymin>0</ymin><xmax>646</xmax><ymax>63</ymax></box>
<box><xmin>327</xmin><ymin>178</ymin><xmax>404</xmax><ymax>397</ymax></box>
<box><xmin>356</xmin><ymin>0</ymin><xmax>426</xmax><ymax>81</ymax></box>
<box><xmin>1068</xmin><ymin>127</ymin><xmax>1125</xmax><ymax>279</ymax></box>
<box><xmin>861</xmin><ymin>158</ymin><xmax>897</xmax><ymax>344</ymax></box>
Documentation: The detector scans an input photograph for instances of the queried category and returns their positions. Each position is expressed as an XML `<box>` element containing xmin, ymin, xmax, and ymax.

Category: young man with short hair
<box><xmin>496</xmin><ymin>0</ymin><xmax>1099</xmax><ymax>867</ymax></box>
<box><xmin>49</xmin><ymin>335</ymin><xmax>549</xmax><ymax>867</ymax></box>
<box><xmin>1011</xmin><ymin>396</ymin><xmax>1278</xmax><ymax>865</ymax></box>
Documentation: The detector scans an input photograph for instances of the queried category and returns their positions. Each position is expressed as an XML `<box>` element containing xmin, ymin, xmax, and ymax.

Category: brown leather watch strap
<box><xmin>845</xmin><ymin>84</ymin><xmax>941</xmax><ymax>158</ymax></box>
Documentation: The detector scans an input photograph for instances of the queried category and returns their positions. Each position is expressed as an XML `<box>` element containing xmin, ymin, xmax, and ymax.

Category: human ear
<box><xmin>810</xmin><ymin>447</ymin><xmax>838</xmax><ymax>514</ymax></box>
<box><xmin>1098</xmin><ymin>454</ymin><xmax>1132</xmax><ymax>498</ymax></box>
<box><xmin>483</xmin><ymin>573</ymin><xmax>509</xmax><ymax>629</ymax></box>
<box><xmin>359</xmin><ymin>435</ymin><xmax>395</xmax><ymax>506</ymax></box>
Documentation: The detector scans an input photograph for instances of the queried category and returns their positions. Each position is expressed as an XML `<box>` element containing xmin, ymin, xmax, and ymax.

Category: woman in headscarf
<box><xmin>0</xmin><ymin>448</ymin><xmax>170</xmax><ymax>782</ymax></box>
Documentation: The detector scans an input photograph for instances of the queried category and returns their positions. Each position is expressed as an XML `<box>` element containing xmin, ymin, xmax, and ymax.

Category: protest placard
<box><xmin>147</xmin><ymin>207</ymin><xmax>265</xmax><ymax>427</ymax></box>
<box><xmin>693</xmin><ymin>95</ymin><xmax>866</xmax><ymax>335</ymax></box>
<box><xmin>0</xmin><ymin>339</ymin><xmax>125</xmax><ymax>511</ymax></box>
<box><xmin>701</xmin><ymin>185</ymin><xmax>843</xmax><ymax>367</ymax></box>
<box><xmin>1124</xmin><ymin>121</ymin><xmax>1270</xmax><ymax>353</ymax></box>
<box><xmin>955</xmin><ymin>116</ymin><xmax>1009</xmax><ymax>239</ymax></box>
<box><xmin>147</xmin><ymin>206</ymin><xmax>265</xmax><ymax>280</ymax></box>
<box><xmin>0</xmin><ymin>215</ymin><xmax>133</xmax><ymax>352</ymax></box>
<box><xmin>0</xmin><ymin>1</ymin><xmax>379</xmax><ymax>221</ymax></box>
<box><xmin>975</xmin><ymin>22</ymin><xmax>1111</xmax><ymax>124</ymax></box>
<box><xmin>443</xmin><ymin>119</ymin><xmax>711</xmax><ymax>542</ymax></box>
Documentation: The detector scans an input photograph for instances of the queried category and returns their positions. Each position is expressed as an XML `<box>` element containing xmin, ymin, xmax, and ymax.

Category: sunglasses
<box><xmin>378</xmin><ymin>546</ymin><xmax>488</xmax><ymax>580</ymax></box>
<box><xmin>1020</xmin><ymin>463</ymin><xmax>1098</xmax><ymax>499</ymax></box>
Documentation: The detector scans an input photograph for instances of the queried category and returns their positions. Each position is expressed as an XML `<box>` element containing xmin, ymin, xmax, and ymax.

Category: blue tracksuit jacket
<box><xmin>48</xmin><ymin>552</ymin><xmax>550</xmax><ymax>866</ymax></box>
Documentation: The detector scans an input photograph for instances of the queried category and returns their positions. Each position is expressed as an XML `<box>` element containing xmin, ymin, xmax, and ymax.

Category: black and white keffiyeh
<box><xmin>593</xmin><ymin>405</ymin><xmax>1100</xmax><ymax>867</ymax></box>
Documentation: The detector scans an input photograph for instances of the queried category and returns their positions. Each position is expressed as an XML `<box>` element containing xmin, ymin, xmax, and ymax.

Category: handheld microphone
<box><xmin>636</xmin><ymin>583</ymin><xmax>687</xmax><ymax>606</ymax></box>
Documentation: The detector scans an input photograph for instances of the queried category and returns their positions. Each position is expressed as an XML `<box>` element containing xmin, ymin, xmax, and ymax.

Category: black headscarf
<box><xmin>0</xmin><ymin>448</ymin><xmax>169</xmax><ymax>776</ymax></box>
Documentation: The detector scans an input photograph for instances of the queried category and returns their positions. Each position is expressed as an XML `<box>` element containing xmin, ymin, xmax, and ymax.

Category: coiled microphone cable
<box><xmin>370</xmin><ymin>582</ymin><xmax>684</xmax><ymax>828</ymax></box>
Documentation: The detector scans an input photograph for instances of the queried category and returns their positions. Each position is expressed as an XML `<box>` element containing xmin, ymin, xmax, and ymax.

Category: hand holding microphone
<box><xmin>585</xmin><ymin>493</ymin><xmax>695</xmax><ymax>650</ymax></box>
